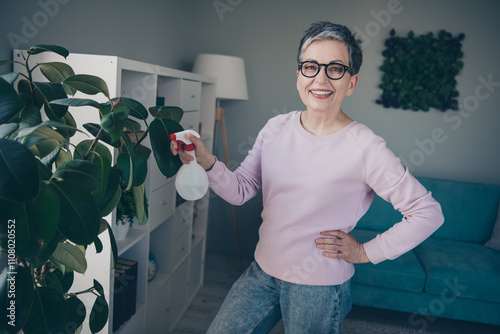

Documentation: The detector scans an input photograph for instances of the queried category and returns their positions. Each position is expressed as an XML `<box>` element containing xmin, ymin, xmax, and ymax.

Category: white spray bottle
<box><xmin>170</xmin><ymin>130</ymin><xmax>209</xmax><ymax>201</ymax></box>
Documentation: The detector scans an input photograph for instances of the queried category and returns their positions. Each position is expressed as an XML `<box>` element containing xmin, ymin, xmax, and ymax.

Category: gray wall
<box><xmin>0</xmin><ymin>0</ymin><xmax>191</xmax><ymax>70</ymax></box>
<box><xmin>2</xmin><ymin>0</ymin><xmax>500</xmax><ymax>258</ymax></box>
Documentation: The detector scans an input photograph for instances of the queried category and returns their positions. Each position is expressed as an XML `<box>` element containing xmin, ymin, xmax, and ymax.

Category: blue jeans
<box><xmin>207</xmin><ymin>261</ymin><xmax>352</xmax><ymax>334</ymax></box>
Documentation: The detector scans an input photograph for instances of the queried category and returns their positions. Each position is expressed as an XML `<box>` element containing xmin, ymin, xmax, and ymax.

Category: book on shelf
<box><xmin>113</xmin><ymin>258</ymin><xmax>138</xmax><ymax>331</ymax></box>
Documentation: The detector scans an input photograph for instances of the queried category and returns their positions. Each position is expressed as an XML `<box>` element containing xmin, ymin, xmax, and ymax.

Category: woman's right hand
<box><xmin>171</xmin><ymin>133</ymin><xmax>217</xmax><ymax>171</ymax></box>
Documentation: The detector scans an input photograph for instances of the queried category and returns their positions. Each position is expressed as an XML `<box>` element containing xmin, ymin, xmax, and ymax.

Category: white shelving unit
<box><xmin>14</xmin><ymin>50</ymin><xmax>216</xmax><ymax>334</ymax></box>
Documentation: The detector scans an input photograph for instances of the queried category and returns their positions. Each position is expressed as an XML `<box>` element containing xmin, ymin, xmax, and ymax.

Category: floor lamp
<box><xmin>193</xmin><ymin>54</ymin><xmax>248</xmax><ymax>270</ymax></box>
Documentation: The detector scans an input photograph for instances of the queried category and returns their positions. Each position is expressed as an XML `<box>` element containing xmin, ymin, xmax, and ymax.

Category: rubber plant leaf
<box><xmin>50</xmin><ymin>97</ymin><xmax>101</xmax><ymax>109</ymax></box>
<box><xmin>74</xmin><ymin>139</ymin><xmax>112</xmax><ymax>164</ymax></box>
<box><xmin>0</xmin><ymin>77</ymin><xmax>24</xmax><ymax>124</ymax></box>
<box><xmin>0</xmin><ymin>265</ymin><xmax>34</xmax><ymax>334</ymax></box>
<box><xmin>149</xmin><ymin>106</ymin><xmax>183</xmax><ymax>122</ymax></box>
<box><xmin>83</xmin><ymin>123</ymin><xmax>121</xmax><ymax>148</ymax></box>
<box><xmin>50</xmin><ymin>242</ymin><xmax>87</xmax><ymax>273</ymax></box>
<box><xmin>0</xmin><ymin>182</ymin><xmax>59</xmax><ymax>258</ymax></box>
<box><xmin>53</xmin><ymin>160</ymin><xmax>101</xmax><ymax>192</ymax></box>
<box><xmin>32</xmin><ymin>82</ymin><xmax>68</xmax><ymax>119</ymax></box>
<box><xmin>0</xmin><ymin>139</ymin><xmax>40</xmax><ymax>203</ymax></box>
<box><xmin>100</xmin><ymin>102</ymin><xmax>130</xmax><ymax>143</ymax></box>
<box><xmin>65</xmin><ymin>296</ymin><xmax>86</xmax><ymax>331</ymax></box>
<box><xmin>63</xmin><ymin>74</ymin><xmax>110</xmax><ymax>98</ymax></box>
<box><xmin>37</xmin><ymin>286</ymin><xmax>69</xmax><ymax>334</ymax></box>
<box><xmin>149</xmin><ymin>118</ymin><xmax>183</xmax><ymax>178</ymax></box>
<box><xmin>27</xmin><ymin>44</ymin><xmax>69</xmax><ymax>58</ymax></box>
<box><xmin>50</xmin><ymin>179</ymin><xmax>101</xmax><ymax>246</ymax></box>
<box><xmin>39</xmin><ymin>62</ymin><xmax>76</xmax><ymax>96</ymax></box>
<box><xmin>111</xmin><ymin>96</ymin><xmax>148</xmax><ymax>120</ymax></box>
<box><xmin>89</xmin><ymin>295</ymin><xmax>108</xmax><ymax>334</ymax></box>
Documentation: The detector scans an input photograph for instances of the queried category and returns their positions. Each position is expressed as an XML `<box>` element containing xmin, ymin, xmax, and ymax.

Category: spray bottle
<box><xmin>169</xmin><ymin>130</ymin><xmax>209</xmax><ymax>201</ymax></box>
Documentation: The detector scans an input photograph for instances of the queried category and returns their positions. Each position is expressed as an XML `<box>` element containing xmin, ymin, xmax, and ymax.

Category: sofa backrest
<box><xmin>356</xmin><ymin>177</ymin><xmax>500</xmax><ymax>244</ymax></box>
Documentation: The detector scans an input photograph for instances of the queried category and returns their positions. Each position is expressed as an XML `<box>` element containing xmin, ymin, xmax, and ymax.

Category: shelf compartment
<box><xmin>116</xmin><ymin>228</ymin><xmax>148</xmax><ymax>256</ymax></box>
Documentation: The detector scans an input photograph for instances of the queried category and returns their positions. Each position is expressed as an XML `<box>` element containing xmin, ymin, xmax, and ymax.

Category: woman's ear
<box><xmin>346</xmin><ymin>74</ymin><xmax>359</xmax><ymax>97</ymax></box>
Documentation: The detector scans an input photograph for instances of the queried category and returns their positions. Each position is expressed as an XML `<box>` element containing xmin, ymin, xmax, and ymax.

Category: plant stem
<box><xmin>133</xmin><ymin>127</ymin><xmax>150</xmax><ymax>150</ymax></box>
<box><xmin>83</xmin><ymin>127</ymin><xmax>103</xmax><ymax>160</ymax></box>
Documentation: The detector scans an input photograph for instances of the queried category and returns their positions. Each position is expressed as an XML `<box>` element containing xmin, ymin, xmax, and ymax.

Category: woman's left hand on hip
<box><xmin>315</xmin><ymin>230</ymin><xmax>370</xmax><ymax>264</ymax></box>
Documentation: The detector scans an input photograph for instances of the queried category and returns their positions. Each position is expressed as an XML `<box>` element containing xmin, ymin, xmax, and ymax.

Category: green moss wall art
<box><xmin>376</xmin><ymin>29</ymin><xmax>465</xmax><ymax>112</ymax></box>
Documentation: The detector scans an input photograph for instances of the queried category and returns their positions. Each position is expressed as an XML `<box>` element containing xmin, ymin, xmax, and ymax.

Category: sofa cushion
<box><xmin>414</xmin><ymin>238</ymin><xmax>500</xmax><ymax>303</ymax></box>
<box><xmin>418</xmin><ymin>177</ymin><xmax>500</xmax><ymax>243</ymax></box>
<box><xmin>351</xmin><ymin>229</ymin><xmax>427</xmax><ymax>293</ymax></box>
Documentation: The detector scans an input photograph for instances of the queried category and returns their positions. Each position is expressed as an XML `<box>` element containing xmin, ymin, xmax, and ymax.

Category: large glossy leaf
<box><xmin>124</xmin><ymin>118</ymin><xmax>142</xmax><ymax>132</ymax></box>
<box><xmin>17</xmin><ymin>120</ymin><xmax>78</xmax><ymax>139</ymax></box>
<box><xmin>57</xmin><ymin>269</ymin><xmax>74</xmax><ymax>294</ymax></box>
<box><xmin>0</xmin><ymin>77</ymin><xmax>24</xmax><ymax>124</ymax></box>
<box><xmin>0</xmin><ymin>265</ymin><xmax>34</xmax><ymax>334</ymax></box>
<box><xmin>19</xmin><ymin>105</ymin><xmax>42</xmax><ymax>128</ymax></box>
<box><xmin>22</xmin><ymin>287</ymin><xmax>48</xmax><ymax>334</ymax></box>
<box><xmin>28</xmin><ymin>231</ymin><xmax>59</xmax><ymax>268</ymax></box>
<box><xmin>150</xmin><ymin>118</ymin><xmax>183</xmax><ymax>178</ymax></box>
<box><xmin>83</xmin><ymin>123</ymin><xmax>121</xmax><ymax>148</ymax></box>
<box><xmin>0</xmin><ymin>123</ymin><xmax>19</xmax><ymax>138</ymax></box>
<box><xmin>149</xmin><ymin>105</ymin><xmax>183</xmax><ymax>122</ymax></box>
<box><xmin>17</xmin><ymin>79</ymin><xmax>36</xmax><ymax>109</ymax></box>
<box><xmin>53</xmin><ymin>160</ymin><xmax>101</xmax><ymax>192</ymax></box>
<box><xmin>116</xmin><ymin>152</ymin><xmax>134</xmax><ymax>191</ymax></box>
<box><xmin>111</xmin><ymin>97</ymin><xmax>148</xmax><ymax>120</ymax></box>
<box><xmin>133</xmin><ymin>184</ymin><xmax>148</xmax><ymax>225</ymax></box>
<box><xmin>51</xmin><ymin>97</ymin><xmax>101</xmax><ymax>109</ymax></box>
<box><xmin>90</xmin><ymin>152</ymin><xmax>110</xmax><ymax>204</ymax></box>
<box><xmin>38</xmin><ymin>286</ymin><xmax>68</xmax><ymax>334</ymax></box>
<box><xmin>40</xmin><ymin>143</ymin><xmax>64</xmax><ymax>167</ymax></box>
<box><xmin>0</xmin><ymin>139</ymin><xmax>40</xmax><ymax>202</ymax></box>
<box><xmin>44</xmin><ymin>271</ymin><xmax>64</xmax><ymax>295</ymax></box>
<box><xmin>105</xmin><ymin>221</ymin><xmax>118</xmax><ymax>268</ymax></box>
<box><xmin>89</xmin><ymin>294</ymin><xmax>108</xmax><ymax>334</ymax></box>
<box><xmin>28</xmin><ymin>137</ymin><xmax>63</xmax><ymax>160</ymax></box>
<box><xmin>64</xmin><ymin>74</ymin><xmax>110</xmax><ymax>98</ymax></box>
<box><xmin>0</xmin><ymin>182</ymin><xmax>59</xmax><ymax>258</ymax></box>
<box><xmin>65</xmin><ymin>296</ymin><xmax>86</xmax><ymax>332</ymax></box>
<box><xmin>97</xmin><ymin>167</ymin><xmax>121</xmax><ymax>217</ymax></box>
<box><xmin>100</xmin><ymin>102</ymin><xmax>129</xmax><ymax>143</ymax></box>
<box><xmin>27</xmin><ymin>44</ymin><xmax>69</xmax><ymax>58</ymax></box>
<box><xmin>33</xmin><ymin>82</ymin><xmax>68</xmax><ymax>118</ymax></box>
<box><xmin>41</xmin><ymin>100</ymin><xmax>78</xmax><ymax>139</ymax></box>
<box><xmin>0</xmin><ymin>72</ymin><xmax>20</xmax><ymax>85</ymax></box>
<box><xmin>58</xmin><ymin>110</ymin><xmax>77</xmax><ymax>138</ymax></box>
<box><xmin>50</xmin><ymin>179</ymin><xmax>101</xmax><ymax>245</ymax></box>
<box><xmin>55</xmin><ymin>147</ymin><xmax>72</xmax><ymax>168</ymax></box>
<box><xmin>39</xmin><ymin>62</ymin><xmax>76</xmax><ymax>96</ymax></box>
<box><xmin>117</xmin><ymin>151</ymin><xmax>148</xmax><ymax>188</ymax></box>
<box><xmin>74</xmin><ymin>140</ymin><xmax>112</xmax><ymax>164</ymax></box>
<box><xmin>50</xmin><ymin>242</ymin><xmax>87</xmax><ymax>273</ymax></box>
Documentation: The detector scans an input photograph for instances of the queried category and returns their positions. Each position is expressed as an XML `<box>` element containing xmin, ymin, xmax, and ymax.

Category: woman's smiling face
<box><xmin>296</xmin><ymin>39</ymin><xmax>358</xmax><ymax>114</ymax></box>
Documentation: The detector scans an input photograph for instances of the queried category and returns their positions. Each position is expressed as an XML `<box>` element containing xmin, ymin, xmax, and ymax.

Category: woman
<box><xmin>172</xmin><ymin>21</ymin><xmax>444</xmax><ymax>334</ymax></box>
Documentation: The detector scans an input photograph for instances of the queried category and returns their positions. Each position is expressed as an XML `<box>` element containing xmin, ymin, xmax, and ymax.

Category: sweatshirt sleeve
<box><xmin>206</xmin><ymin>122</ymin><xmax>266</xmax><ymax>206</ymax></box>
<box><xmin>355</xmin><ymin>126</ymin><xmax>445</xmax><ymax>264</ymax></box>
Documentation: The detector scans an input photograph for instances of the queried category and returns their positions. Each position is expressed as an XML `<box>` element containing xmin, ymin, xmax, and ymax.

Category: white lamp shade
<box><xmin>193</xmin><ymin>54</ymin><xmax>248</xmax><ymax>101</ymax></box>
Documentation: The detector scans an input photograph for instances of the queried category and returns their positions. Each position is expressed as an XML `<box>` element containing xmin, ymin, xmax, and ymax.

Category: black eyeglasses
<box><xmin>298</xmin><ymin>61</ymin><xmax>352</xmax><ymax>80</ymax></box>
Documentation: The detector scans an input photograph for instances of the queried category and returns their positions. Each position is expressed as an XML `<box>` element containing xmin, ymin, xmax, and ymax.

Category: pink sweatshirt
<box><xmin>207</xmin><ymin>111</ymin><xmax>444</xmax><ymax>285</ymax></box>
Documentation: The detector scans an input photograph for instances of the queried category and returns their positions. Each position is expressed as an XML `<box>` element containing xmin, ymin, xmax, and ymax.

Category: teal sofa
<box><xmin>350</xmin><ymin>177</ymin><xmax>500</xmax><ymax>326</ymax></box>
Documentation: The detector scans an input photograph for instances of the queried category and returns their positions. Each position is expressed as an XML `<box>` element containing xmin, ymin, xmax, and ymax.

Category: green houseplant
<box><xmin>0</xmin><ymin>45</ymin><xmax>185</xmax><ymax>333</ymax></box>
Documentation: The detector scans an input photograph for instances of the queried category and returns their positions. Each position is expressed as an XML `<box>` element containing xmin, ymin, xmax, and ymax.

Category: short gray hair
<box><xmin>297</xmin><ymin>22</ymin><xmax>363</xmax><ymax>75</ymax></box>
